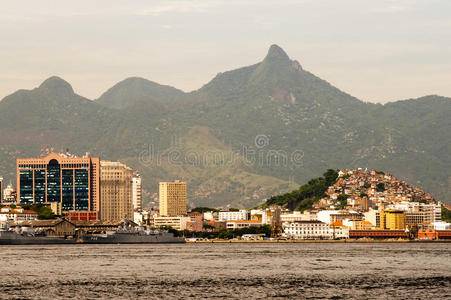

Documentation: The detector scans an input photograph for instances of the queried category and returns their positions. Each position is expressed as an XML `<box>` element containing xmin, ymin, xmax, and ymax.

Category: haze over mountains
<box><xmin>1</xmin><ymin>45</ymin><xmax>450</xmax><ymax>207</ymax></box>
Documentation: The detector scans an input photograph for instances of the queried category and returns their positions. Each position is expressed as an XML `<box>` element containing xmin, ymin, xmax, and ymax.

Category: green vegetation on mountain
<box><xmin>0</xmin><ymin>45</ymin><xmax>450</xmax><ymax>207</ymax></box>
<box><xmin>97</xmin><ymin>77</ymin><xmax>186</xmax><ymax>109</ymax></box>
<box><xmin>191</xmin><ymin>207</ymin><xmax>218</xmax><ymax>213</ymax></box>
<box><xmin>442</xmin><ymin>206</ymin><xmax>451</xmax><ymax>223</ymax></box>
<box><xmin>263</xmin><ymin>169</ymin><xmax>338</xmax><ymax>211</ymax></box>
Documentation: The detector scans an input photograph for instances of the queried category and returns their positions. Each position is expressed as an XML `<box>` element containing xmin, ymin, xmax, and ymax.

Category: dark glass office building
<box><xmin>17</xmin><ymin>152</ymin><xmax>100</xmax><ymax>215</ymax></box>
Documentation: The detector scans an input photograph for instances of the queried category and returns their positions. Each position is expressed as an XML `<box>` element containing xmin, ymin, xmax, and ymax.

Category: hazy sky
<box><xmin>1</xmin><ymin>0</ymin><xmax>450</xmax><ymax>103</ymax></box>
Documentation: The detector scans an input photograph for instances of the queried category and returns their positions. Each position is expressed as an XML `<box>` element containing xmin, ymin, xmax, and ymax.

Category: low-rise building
<box><xmin>432</xmin><ymin>222</ymin><xmax>451</xmax><ymax>230</ymax></box>
<box><xmin>153</xmin><ymin>216</ymin><xmax>191</xmax><ymax>230</ymax></box>
<box><xmin>343</xmin><ymin>219</ymin><xmax>373</xmax><ymax>230</ymax></box>
<box><xmin>226</xmin><ymin>220</ymin><xmax>262</xmax><ymax>230</ymax></box>
<box><xmin>0</xmin><ymin>206</ymin><xmax>38</xmax><ymax>224</ymax></box>
<box><xmin>219</xmin><ymin>210</ymin><xmax>247</xmax><ymax>222</ymax></box>
<box><xmin>329</xmin><ymin>221</ymin><xmax>350</xmax><ymax>239</ymax></box>
<box><xmin>187</xmin><ymin>212</ymin><xmax>203</xmax><ymax>231</ymax></box>
<box><xmin>283</xmin><ymin>220</ymin><xmax>331</xmax><ymax>239</ymax></box>
<box><xmin>280</xmin><ymin>210</ymin><xmax>317</xmax><ymax>222</ymax></box>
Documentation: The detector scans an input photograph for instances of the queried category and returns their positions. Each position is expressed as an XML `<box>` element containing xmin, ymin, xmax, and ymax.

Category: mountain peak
<box><xmin>39</xmin><ymin>76</ymin><xmax>74</xmax><ymax>95</ymax></box>
<box><xmin>264</xmin><ymin>44</ymin><xmax>290</xmax><ymax>62</ymax></box>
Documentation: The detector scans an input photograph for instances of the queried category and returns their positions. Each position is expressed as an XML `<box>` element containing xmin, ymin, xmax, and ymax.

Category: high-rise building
<box><xmin>100</xmin><ymin>160</ymin><xmax>133</xmax><ymax>222</ymax></box>
<box><xmin>132</xmin><ymin>173</ymin><xmax>142</xmax><ymax>211</ymax></box>
<box><xmin>16</xmin><ymin>152</ymin><xmax>100</xmax><ymax>217</ymax></box>
<box><xmin>380</xmin><ymin>209</ymin><xmax>406</xmax><ymax>230</ymax></box>
<box><xmin>0</xmin><ymin>177</ymin><xmax>3</xmax><ymax>203</ymax></box>
<box><xmin>159</xmin><ymin>180</ymin><xmax>187</xmax><ymax>217</ymax></box>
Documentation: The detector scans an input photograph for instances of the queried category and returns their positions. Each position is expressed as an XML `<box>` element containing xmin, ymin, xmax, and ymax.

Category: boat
<box><xmin>81</xmin><ymin>228</ymin><xmax>185</xmax><ymax>244</ymax></box>
<box><xmin>0</xmin><ymin>230</ymin><xmax>76</xmax><ymax>245</ymax></box>
<box><xmin>0</xmin><ymin>220</ymin><xmax>185</xmax><ymax>245</ymax></box>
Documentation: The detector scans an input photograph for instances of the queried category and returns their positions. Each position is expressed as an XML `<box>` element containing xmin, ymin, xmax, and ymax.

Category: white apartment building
<box><xmin>329</xmin><ymin>226</ymin><xmax>350</xmax><ymax>239</ymax></box>
<box><xmin>153</xmin><ymin>216</ymin><xmax>191</xmax><ymax>230</ymax></box>
<box><xmin>283</xmin><ymin>221</ymin><xmax>331</xmax><ymax>239</ymax></box>
<box><xmin>132</xmin><ymin>174</ymin><xmax>142</xmax><ymax>211</ymax></box>
<box><xmin>219</xmin><ymin>210</ymin><xmax>247</xmax><ymax>222</ymax></box>
<box><xmin>280</xmin><ymin>211</ymin><xmax>317</xmax><ymax>222</ymax></box>
<box><xmin>387</xmin><ymin>201</ymin><xmax>441</xmax><ymax>223</ymax></box>
<box><xmin>317</xmin><ymin>210</ymin><xmax>339</xmax><ymax>224</ymax></box>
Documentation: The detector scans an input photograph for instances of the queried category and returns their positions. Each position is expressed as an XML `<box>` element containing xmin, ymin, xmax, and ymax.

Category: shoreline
<box><xmin>187</xmin><ymin>239</ymin><xmax>451</xmax><ymax>243</ymax></box>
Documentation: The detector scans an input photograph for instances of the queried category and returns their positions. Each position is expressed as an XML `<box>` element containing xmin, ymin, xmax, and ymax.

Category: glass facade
<box><xmin>34</xmin><ymin>170</ymin><xmax>46</xmax><ymax>203</ymax></box>
<box><xmin>18</xmin><ymin>156</ymin><xmax>95</xmax><ymax>213</ymax></box>
<box><xmin>74</xmin><ymin>169</ymin><xmax>89</xmax><ymax>210</ymax></box>
<box><xmin>62</xmin><ymin>169</ymin><xmax>74</xmax><ymax>211</ymax></box>
<box><xmin>46</xmin><ymin>159</ymin><xmax>61</xmax><ymax>202</ymax></box>
<box><xmin>19</xmin><ymin>170</ymin><xmax>33</xmax><ymax>204</ymax></box>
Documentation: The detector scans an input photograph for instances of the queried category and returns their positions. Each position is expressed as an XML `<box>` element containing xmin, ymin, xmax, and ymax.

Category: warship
<box><xmin>0</xmin><ymin>221</ymin><xmax>185</xmax><ymax>245</ymax></box>
<box><xmin>81</xmin><ymin>228</ymin><xmax>186</xmax><ymax>244</ymax></box>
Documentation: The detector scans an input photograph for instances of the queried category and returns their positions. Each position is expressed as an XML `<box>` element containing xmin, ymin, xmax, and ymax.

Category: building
<box><xmin>281</xmin><ymin>211</ymin><xmax>317</xmax><ymax>222</ymax></box>
<box><xmin>387</xmin><ymin>201</ymin><xmax>441</xmax><ymax>223</ymax></box>
<box><xmin>0</xmin><ymin>176</ymin><xmax>3</xmax><ymax>203</ymax></box>
<box><xmin>218</xmin><ymin>210</ymin><xmax>247</xmax><ymax>222</ymax></box>
<box><xmin>317</xmin><ymin>210</ymin><xmax>362</xmax><ymax>224</ymax></box>
<box><xmin>349</xmin><ymin>230</ymin><xmax>408</xmax><ymax>239</ymax></box>
<box><xmin>0</xmin><ymin>206</ymin><xmax>39</xmax><ymax>223</ymax></box>
<box><xmin>380</xmin><ymin>209</ymin><xmax>406</xmax><ymax>230</ymax></box>
<box><xmin>16</xmin><ymin>152</ymin><xmax>100</xmax><ymax>217</ymax></box>
<box><xmin>153</xmin><ymin>216</ymin><xmax>191</xmax><ymax>230</ymax></box>
<box><xmin>432</xmin><ymin>222</ymin><xmax>451</xmax><ymax>230</ymax></box>
<box><xmin>364</xmin><ymin>209</ymin><xmax>380</xmax><ymax>227</ymax></box>
<box><xmin>342</xmin><ymin>219</ymin><xmax>373</xmax><ymax>230</ymax></box>
<box><xmin>132</xmin><ymin>173</ymin><xmax>142</xmax><ymax>211</ymax></box>
<box><xmin>13</xmin><ymin>218</ymin><xmax>77</xmax><ymax>237</ymax></box>
<box><xmin>251</xmin><ymin>208</ymin><xmax>281</xmax><ymax>226</ymax></box>
<box><xmin>226</xmin><ymin>220</ymin><xmax>262</xmax><ymax>230</ymax></box>
<box><xmin>2</xmin><ymin>183</ymin><xmax>17</xmax><ymax>204</ymax></box>
<box><xmin>100</xmin><ymin>160</ymin><xmax>133</xmax><ymax>222</ymax></box>
<box><xmin>187</xmin><ymin>212</ymin><xmax>203</xmax><ymax>231</ymax></box>
<box><xmin>329</xmin><ymin>221</ymin><xmax>350</xmax><ymax>239</ymax></box>
<box><xmin>159</xmin><ymin>180</ymin><xmax>187</xmax><ymax>217</ymax></box>
<box><xmin>283</xmin><ymin>220</ymin><xmax>331</xmax><ymax>239</ymax></box>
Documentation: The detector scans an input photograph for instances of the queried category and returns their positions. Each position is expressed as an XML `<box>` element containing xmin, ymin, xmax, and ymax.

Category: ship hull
<box><xmin>0</xmin><ymin>232</ymin><xmax>76</xmax><ymax>245</ymax></box>
<box><xmin>0</xmin><ymin>231</ymin><xmax>185</xmax><ymax>245</ymax></box>
<box><xmin>82</xmin><ymin>232</ymin><xmax>186</xmax><ymax>244</ymax></box>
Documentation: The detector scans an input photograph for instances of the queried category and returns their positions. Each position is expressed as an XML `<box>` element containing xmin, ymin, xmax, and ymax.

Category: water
<box><xmin>0</xmin><ymin>243</ymin><xmax>450</xmax><ymax>299</ymax></box>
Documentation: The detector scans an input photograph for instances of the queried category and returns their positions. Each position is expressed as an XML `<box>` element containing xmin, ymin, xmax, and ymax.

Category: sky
<box><xmin>0</xmin><ymin>0</ymin><xmax>450</xmax><ymax>103</ymax></box>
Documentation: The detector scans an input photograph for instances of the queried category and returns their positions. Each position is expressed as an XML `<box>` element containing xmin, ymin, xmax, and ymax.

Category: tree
<box><xmin>192</xmin><ymin>207</ymin><xmax>218</xmax><ymax>213</ymax></box>
<box><xmin>22</xmin><ymin>203</ymin><xmax>56</xmax><ymax>220</ymax></box>
<box><xmin>442</xmin><ymin>205</ymin><xmax>451</xmax><ymax>223</ymax></box>
<box><xmin>336</xmin><ymin>194</ymin><xmax>349</xmax><ymax>209</ymax></box>
<box><xmin>376</xmin><ymin>183</ymin><xmax>385</xmax><ymax>192</ymax></box>
<box><xmin>264</xmin><ymin>169</ymin><xmax>339</xmax><ymax>211</ymax></box>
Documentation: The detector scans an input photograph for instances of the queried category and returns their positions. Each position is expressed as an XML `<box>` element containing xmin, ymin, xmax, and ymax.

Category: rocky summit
<box><xmin>0</xmin><ymin>45</ymin><xmax>450</xmax><ymax>207</ymax></box>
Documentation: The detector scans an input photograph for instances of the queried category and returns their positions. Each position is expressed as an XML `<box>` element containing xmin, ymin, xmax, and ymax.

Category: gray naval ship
<box><xmin>81</xmin><ymin>228</ymin><xmax>185</xmax><ymax>244</ymax></box>
<box><xmin>0</xmin><ymin>220</ymin><xmax>185</xmax><ymax>245</ymax></box>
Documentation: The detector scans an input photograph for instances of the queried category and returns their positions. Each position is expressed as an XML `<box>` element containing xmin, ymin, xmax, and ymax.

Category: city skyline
<box><xmin>1</xmin><ymin>0</ymin><xmax>451</xmax><ymax>103</ymax></box>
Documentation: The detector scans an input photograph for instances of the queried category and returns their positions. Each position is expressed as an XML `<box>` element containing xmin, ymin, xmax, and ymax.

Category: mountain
<box><xmin>1</xmin><ymin>45</ymin><xmax>450</xmax><ymax>207</ymax></box>
<box><xmin>97</xmin><ymin>77</ymin><xmax>186</xmax><ymax>109</ymax></box>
